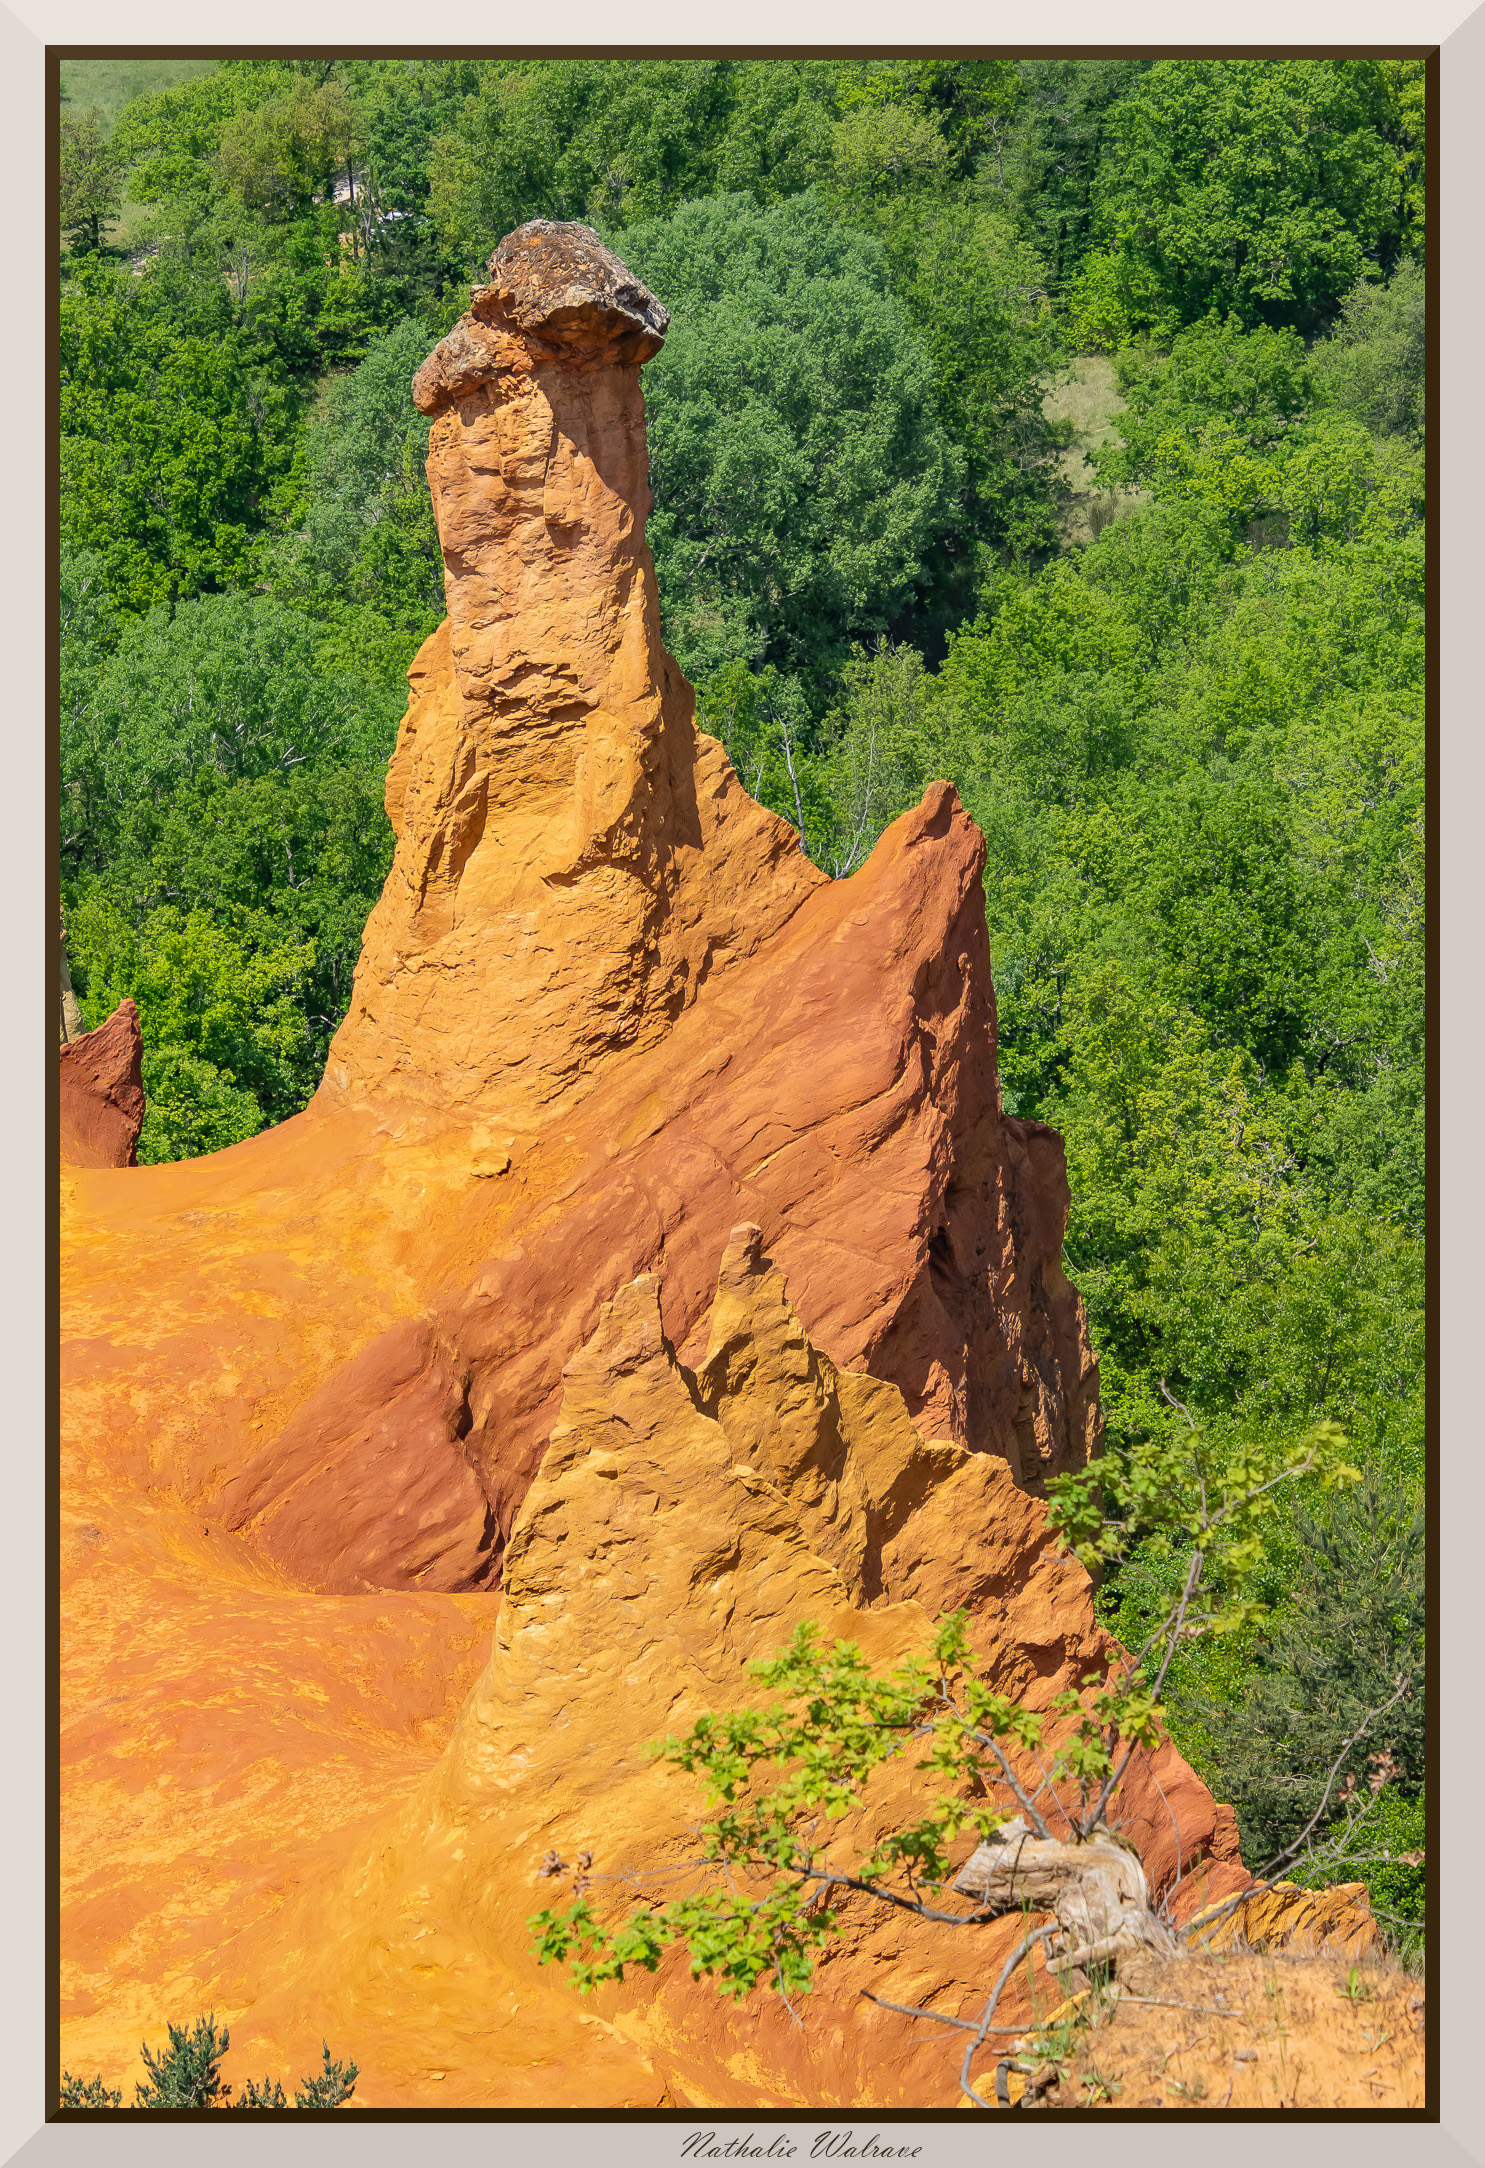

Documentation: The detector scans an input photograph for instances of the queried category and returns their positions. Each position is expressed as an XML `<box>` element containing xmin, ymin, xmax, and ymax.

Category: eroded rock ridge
<box><xmin>183</xmin><ymin>218</ymin><xmax>1105</xmax><ymax>1596</ymax></box>
<box><xmin>230</xmin><ymin>1238</ymin><xmax>1245</xmax><ymax>2108</ymax></box>
<box><xmin>59</xmin><ymin>998</ymin><xmax>144</xmax><ymax>1170</ymax></box>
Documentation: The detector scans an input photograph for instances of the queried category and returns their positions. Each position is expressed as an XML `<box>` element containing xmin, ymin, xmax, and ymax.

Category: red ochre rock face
<box><xmin>59</xmin><ymin>998</ymin><xmax>144</xmax><ymax>1169</ymax></box>
<box><xmin>59</xmin><ymin>221</ymin><xmax>1263</xmax><ymax>2107</ymax></box>
<box><xmin>210</xmin><ymin>770</ymin><xmax>1102</xmax><ymax>1597</ymax></box>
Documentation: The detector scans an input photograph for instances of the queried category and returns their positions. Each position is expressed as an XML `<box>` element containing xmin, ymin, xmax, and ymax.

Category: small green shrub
<box><xmin>59</xmin><ymin>2013</ymin><xmax>358</xmax><ymax>2113</ymax></box>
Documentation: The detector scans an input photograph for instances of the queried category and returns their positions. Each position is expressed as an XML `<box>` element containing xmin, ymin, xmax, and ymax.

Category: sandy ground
<box><xmin>987</xmin><ymin>1943</ymin><xmax>1425</xmax><ymax>2111</ymax></box>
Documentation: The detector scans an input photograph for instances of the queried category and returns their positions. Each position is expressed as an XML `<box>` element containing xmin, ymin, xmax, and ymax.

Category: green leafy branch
<box><xmin>531</xmin><ymin>1401</ymin><xmax>1368</xmax><ymax>2043</ymax></box>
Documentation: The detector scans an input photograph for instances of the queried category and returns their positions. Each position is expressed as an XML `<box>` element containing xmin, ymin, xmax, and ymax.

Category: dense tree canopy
<box><xmin>60</xmin><ymin>258</ymin><xmax>287</xmax><ymax>610</ymax></box>
<box><xmin>1070</xmin><ymin>60</ymin><xmax>1424</xmax><ymax>344</ymax></box>
<box><xmin>1193</xmin><ymin>1467</ymin><xmax>1424</xmax><ymax>1866</ymax></box>
<box><xmin>425</xmin><ymin>59</ymin><xmax>838</xmax><ymax>268</ymax></box>
<box><xmin>267</xmin><ymin>315</ymin><xmax>443</xmax><ymax>682</ymax></box>
<box><xmin>619</xmin><ymin>193</ymin><xmax>963</xmax><ymax>687</ymax></box>
<box><xmin>62</xmin><ymin>583</ymin><xmax>398</xmax><ymax>850</ymax></box>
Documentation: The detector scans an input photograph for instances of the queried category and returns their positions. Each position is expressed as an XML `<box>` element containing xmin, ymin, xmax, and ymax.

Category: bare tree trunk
<box><xmin>954</xmin><ymin>1819</ymin><xmax>1177</xmax><ymax>1977</ymax></box>
<box><xmin>59</xmin><ymin>916</ymin><xmax>83</xmax><ymax>1042</ymax></box>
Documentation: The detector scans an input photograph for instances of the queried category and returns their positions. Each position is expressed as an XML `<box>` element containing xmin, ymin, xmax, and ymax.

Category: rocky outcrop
<box><xmin>59</xmin><ymin>998</ymin><xmax>144</xmax><ymax>1169</ymax></box>
<box><xmin>213</xmin><ymin>777</ymin><xmax>1100</xmax><ymax>1595</ymax></box>
<box><xmin>170</xmin><ymin>218</ymin><xmax>1101</xmax><ymax>1597</ymax></box>
<box><xmin>325</xmin><ymin>218</ymin><xmax>810</xmax><ymax>1128</ymax></box>
<box><xmin>220</xmin><ymin>1237</ymin><xmax>1245</xmax><ymax>2108</ymax></box>
<box><xmin>1190</xmin><ymin>1879</ymin><xmax>1379</xmax><ymax>1960</ymax></box>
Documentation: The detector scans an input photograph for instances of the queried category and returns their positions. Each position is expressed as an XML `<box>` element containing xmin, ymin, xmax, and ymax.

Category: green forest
<box><xmin>57</xmin><ymin>56</ymin><xmax>1425</xmax><ymax>1942</ymax></box>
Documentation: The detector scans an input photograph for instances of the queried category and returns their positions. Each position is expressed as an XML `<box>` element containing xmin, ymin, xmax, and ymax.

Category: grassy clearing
<box><xmin>59</xmin><ymin>58</ymin><xmax>218</xmax><ymax>134</ymax></box>
<box><xmin>1043</xmin><ymin>353</ymin><xmax>1146</xmax><ymax>546</ymax></box>
<box><xmin>110</xmin><ymin>194</ymin><xmax>160</xmax><ymax>250</ymax></box>
<box><xmin>60</xmin><ymin>60</ymin><xmax>220</xmax><ymax>251</ymax></box>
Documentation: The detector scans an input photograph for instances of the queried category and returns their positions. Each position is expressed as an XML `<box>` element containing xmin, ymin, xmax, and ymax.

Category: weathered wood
<box><xmin>953</xmin><ymin>1818</ymin><xmax>1177</xmax><ymax>1974</ymax></box>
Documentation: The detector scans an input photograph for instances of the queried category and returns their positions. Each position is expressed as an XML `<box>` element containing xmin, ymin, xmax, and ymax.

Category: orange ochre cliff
<box><xmin>62</xmin><ymin>222</ymin><xmax>1266</xmax><ymax>2109</ymax></box>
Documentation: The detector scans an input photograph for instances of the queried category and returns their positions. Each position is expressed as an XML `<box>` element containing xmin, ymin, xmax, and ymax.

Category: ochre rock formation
<box><xmin>210</xmin><ymin>776</ymin><xmax>1099</xmax><ymax>1598</ymax></box>
<box><xmin>332</xmin><ymin>217</ymin><xmax>802</xmax><ymax>1125</ymax></box>
<box><xmin>1191</xmin><ymin>1879</ymin><xmax>1379</xmax><ymax>1961</ymax></box>
<box><xmin>67</xmin><ymin>220</ymin><xmax>1101</xmax><ymax>1607</ymax></box>
<box><xmin>59</xmin><ymin>998</ymin><xmax>144</xmax><ymax>1169</ymax></box>
<box><xmin>191</xmin><ymin>1236</ymin><xmax>1247</xmax><ymax>2109</ymax></box>
<box><xmin>61</xmin><ymin>221</ymin><xmax>1260</xmax><ymax>2107</ymax></box>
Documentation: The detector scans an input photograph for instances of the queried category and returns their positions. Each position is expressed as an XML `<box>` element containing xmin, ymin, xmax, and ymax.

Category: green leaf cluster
<box><xmin>531</xmin><ymin>1619</ymin><xmax>1006</xmax><ymax>2005</ymax></box>
<box><xmin>531</xmin><ymin>1401</ymin><xmax>1379</xmax><ymax>2007</ymax></box>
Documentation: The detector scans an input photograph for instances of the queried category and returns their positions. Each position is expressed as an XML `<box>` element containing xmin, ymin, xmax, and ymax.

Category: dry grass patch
<box><xmin>60</xmin><ymin>60</ymin><xmax>219</xmax><ymax>134</ymax></box>
<box><xmin>996</xmin><ymin>1944</ymin><xmax>1424</xmax><ymax>2110</ymax></box>
<box><xmin>1043</xmin><ymin>354</ymin><xmax>1147</xmax><ymax>547</ymax></box>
